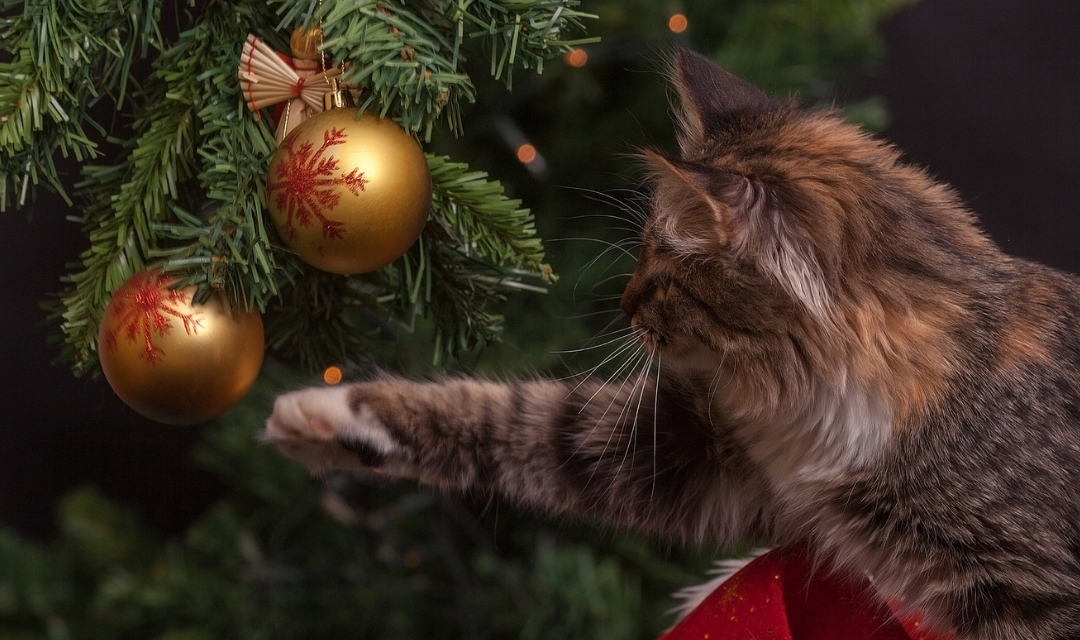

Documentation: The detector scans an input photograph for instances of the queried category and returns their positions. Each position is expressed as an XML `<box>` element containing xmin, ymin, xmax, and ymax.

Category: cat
<box><xmin>264</xmin><ymin>49</ymin><xmax>1080</xmax><ymax>639</ymax></box>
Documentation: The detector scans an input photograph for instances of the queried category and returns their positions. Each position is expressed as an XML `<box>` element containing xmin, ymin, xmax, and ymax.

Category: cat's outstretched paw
<box><xmin>263</xmin><ymin>385</ymin><xmax>417</xmax><ymax>478</ymax></box>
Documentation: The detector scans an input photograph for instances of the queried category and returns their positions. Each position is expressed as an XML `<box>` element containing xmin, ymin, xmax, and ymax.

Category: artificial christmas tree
<box><xmin>2</xmin><ymin>0</ymin><xmax>592</xmax><ymax>382</ymax></box>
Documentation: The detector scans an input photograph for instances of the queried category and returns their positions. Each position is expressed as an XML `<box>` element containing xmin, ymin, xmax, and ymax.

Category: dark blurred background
<box><xmin>2</xmin><ymin>0</ymin><xmax>1079</xmax><ymax>543</ymax></box>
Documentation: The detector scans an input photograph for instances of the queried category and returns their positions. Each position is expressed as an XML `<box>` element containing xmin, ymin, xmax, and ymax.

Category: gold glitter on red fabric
<box><xmin>659</xmin><ymin>546</ymin><xmax>952</xmax><ymax>640</ymax></box>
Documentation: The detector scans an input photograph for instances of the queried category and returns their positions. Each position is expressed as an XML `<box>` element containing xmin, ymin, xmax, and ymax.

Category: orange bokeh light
<box><xmin>323</xmin><ymin>365</ymin><xmax>343</xmax><ymax>385</ymax></box>
<box><xmin>668</xmin><ymin>13</ymin><xmax>688</xmax><ymax>33</ymax></box>
<box><xmin>516</xmin><ymin>143</ymin><xmax>538</xmax><ymax>164</ymax></box>
<box><xmin>565</xmin><ymin>48</ymin><xmax>588</xmax><ymax>68</ymax></box>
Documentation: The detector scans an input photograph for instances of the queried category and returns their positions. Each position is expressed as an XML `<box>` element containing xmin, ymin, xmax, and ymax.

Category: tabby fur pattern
<box><xmin>265</xmin><ymin>50</ymin><xmax>1080</xmax><ymax>638</ymax></box>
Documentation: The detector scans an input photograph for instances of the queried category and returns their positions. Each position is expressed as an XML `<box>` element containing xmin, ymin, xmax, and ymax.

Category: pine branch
<box><xmin>56</xmin><ymin>76</ymin><xmax>197</xmax><ymax>374</ymax></box>
<box><xmin>55</xmin><ymin>0</ymin><xmax>282</xmax><ymax>374</ymax></box>
<box><xmin>392</xmin><ymin>155</ymin><xmax>556</xmax><ymax>364</ymax></box>
<box><xmin>273</xmin><ymin>0</ymin><xmax>598</xmax><ymax>139</ymax></box>
<box><xmin>0</xmin><ymin>0</ymin><xmax>164</xmax><ymax>211</ymax></box>
<box><xmin>21</xmin><ymin>0</ymin><xmax>592</xmax><ymax>375</ymax></box>
<box><xmin>427</xmin><ymin>154</ymin><xmax>551</xmax><ymax>276</ymax></box>
<box><xmin>151</xmin><ymin>14</ymin><xmax>298</xmax><ymax>311</ymax></box>
<box><xmin>264</xmin><ymin>155</ymin><xmax>553</xmax><ymax>370</ymax></box>
<box><xmin>264</xmin><ymin>270</ymin><xmax>381</xmax><ymax>372</ymax></box>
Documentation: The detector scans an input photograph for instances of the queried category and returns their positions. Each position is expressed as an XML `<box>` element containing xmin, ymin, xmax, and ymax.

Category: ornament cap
<box><xmin>290</xmin><ymin>26</ymin><xmax>323</xmax><ymax>61</ymax></box>
<box><xmin>323</xmin><ymin>77</ymin><xmax>357</xmax><ymax>110</ymax></box>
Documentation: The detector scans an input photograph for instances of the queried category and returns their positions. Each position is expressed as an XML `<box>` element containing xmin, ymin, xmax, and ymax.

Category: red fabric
<box><xmin>659</xmin><ymin>547</ymin><xmax>951</xmax><ymax>640</ymax></box>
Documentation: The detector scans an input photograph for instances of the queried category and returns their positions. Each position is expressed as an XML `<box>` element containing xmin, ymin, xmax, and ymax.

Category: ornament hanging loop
<box><xmin>315</xmin><ymin>0</ymin><xmax>352</xmax><ymax>105</ymax></box>
<box><xmin>324</xmin><ymin>77</ymin><xmax>357</xmax><ymax>110</ymax></box>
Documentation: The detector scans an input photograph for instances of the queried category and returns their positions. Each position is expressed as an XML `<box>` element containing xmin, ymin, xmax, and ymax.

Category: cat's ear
<box><xmin>645</xmin><ymin>149</ymin><xmax>767</xmax><ymax>253</ymax></box>
<box><xmin>670</xmin><ymin>49</ymin><xmax>776</xmax><ymax>154</ymax></box>
<box><xmin>646</xmin><ymin>149</ymin><xmax>830</xmax><ymax>319</ymax></box>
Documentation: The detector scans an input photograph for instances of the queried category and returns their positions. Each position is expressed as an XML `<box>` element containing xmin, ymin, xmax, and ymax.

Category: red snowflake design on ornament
<box><xmin>102</xmin><ymin>272</ymin><xmax>202</xmax><ymax>363</ymax></box>
<box><xmin>266</xmin><ymin>126</ymin><xmax>368</xmax><ymax>241</ymax></box>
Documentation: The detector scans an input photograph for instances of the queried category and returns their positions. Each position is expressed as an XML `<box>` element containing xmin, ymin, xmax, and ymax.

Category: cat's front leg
<box><xmin>264</xmin><ymin>376</ymin><xmax>772</xmax><ymax>541</ymax></box>
<box><xmin>266</xmin><ymin>378</ymin><xmax>613</xmax><ymax>498</ymax></box>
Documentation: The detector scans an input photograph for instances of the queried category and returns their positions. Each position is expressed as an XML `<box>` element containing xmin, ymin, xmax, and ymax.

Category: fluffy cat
<box><xmin>264</xmin><ymin>50</ymin><xmax>1080</xmax><ymax>639</ymax></box>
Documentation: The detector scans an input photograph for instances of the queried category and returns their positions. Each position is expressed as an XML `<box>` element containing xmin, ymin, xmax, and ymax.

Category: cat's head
<box><xmin>622</xmin><ymin>50</ymin><xmax>992</xmax><ymax>407</ymax></box>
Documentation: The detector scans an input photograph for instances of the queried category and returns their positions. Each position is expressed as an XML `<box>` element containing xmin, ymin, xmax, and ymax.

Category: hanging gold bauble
<box><xmin>98</xmin><ymin>270</ymin><xmax>265</xmax><ymax>425</ymax></box>
<box><xmin>265</xmin><ymin>107</ymin><xmax>432</xmax><ymax>274</ymax></box>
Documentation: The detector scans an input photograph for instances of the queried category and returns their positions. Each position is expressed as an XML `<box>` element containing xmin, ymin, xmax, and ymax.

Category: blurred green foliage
<box><xmin>1</xmin><ymin>0</ymin><xmax>912</xmax><ymax>637</ymax></box>
<box><xmin>0</xmin><ymin>376</ymin><xmax>714</xmax><ymax>639</ymax></box>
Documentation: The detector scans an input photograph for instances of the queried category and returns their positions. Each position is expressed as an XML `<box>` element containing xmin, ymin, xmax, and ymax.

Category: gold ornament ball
<box><xmin>266</xmin><ymin>109</ymin><xmax>432</xmax><ymax>274</ymax></box>
<box><xmin>98</xmin><ymin>270</ymin><xmax>265</xmax><ymax>425</ymax></box>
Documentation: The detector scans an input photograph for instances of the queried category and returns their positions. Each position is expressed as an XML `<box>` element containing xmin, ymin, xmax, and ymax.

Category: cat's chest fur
<box><xmin>701</xmin><ymin>364</ymin><xmax>894</xmax><ymax>489</ymax></box>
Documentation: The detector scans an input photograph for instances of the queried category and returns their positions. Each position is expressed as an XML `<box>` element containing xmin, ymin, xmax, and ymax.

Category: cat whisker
<box><xmin>582</xmin><ymin>323</ymin><xmax>636</xmax><ymax>341</ymax></box>
<box><xmin>552</xmin><ymin>326</ymin><xmax>636</xmax><ymax>355</ymax></box>
<box><xmin>563</xmin><ymin>307</ymin><xmax>625</xmax><ymax>320</ymax></box>
<box><xmin>586</xmin><ymin>352</ymin><xmax>649</xmax><ymax>500</ymax></box>
<box><xmin>551</xmin><ymin>348</ymin><xmax>643</xmax><ymax>479</ymax></box>
<box><xmin>589</xmin><ymin>348</ymin><xmax>649</xmax><ymax>426</ymax></box>
<box><xmin>579</xmin><ymin>338</ymin><xmax>649</xmax><ymax>413</ymax></box>
<box><xmin>614</xmin><ymin>349</ymin><xmax>655</xmax><ymax>491</ymax></box>
<box><xmin>627</xmin><ymin>318</ymin><xmax>666</xmax><ymax>356</ymax></box>
<box><xmin>559</xmin><ymin>186</ymin><xmax>650</xmax><ymax>228</ymax></box>
<box><xmin>651</xmin><ymin>352</ymin><xmax>662</xmax><ymax>501</ymax></box>
<box><xmin>560</xmin><ymin>210</ymin><xmax>638</xmax><ymax>223</ymax></box>
<box><xmin>599</xmin><ymin>346</ymin><xmax>649</xmax><ymax>477</ymax></box>
<box><xmin>547</xmin><ymin>313</ymin><xmax>635</xmax><ymax>375</ymax></box>
<box><xmin>578</xmin><ymin>321</ymin><xmax>638</xmax><ymax>354</ymax></box>
<box><xmin>556</xmin><ymin>236</ymin><xmax>639</xmax><ymax>305</ymax></box>
<box><xmin>586</xmin><ymin>294</ymin><xmax>628</xmax><ymax>303</ymax></box>
<box><xmin>546</xmin><ymin>234</ymin><xmax>639</xmax><ymax>249</ymax></box>
<box><xmin>560</xmin><ymin>332</ymin><xmax>642</xmax><ymax>392</ymax></box>
<box><xmin>576</xmin><ymin>348</ymin><xmax>651</xmax><ymax>495</ymax></box>
<box><xmin>591</xmin><ymin>272</ymin><xmax>634</xmax><ymax>289</ymax></box>
<box><xmin>548</xmin><ymin>236</ymin><xmax>638</xmax><ymax>262</ymax></box>
<box><xmin>570</xmin><ymin>315</ymin><xmax>635</xmax><ymax>363</ymax></box>
<box><xmin>555</xmin><ymin>215</ymin><xmax>643</xmax><ymax>237</ymax></box>
<box><xmin>571</xmin><ymin>237</ymin><xmax>640</xmax><ymax>300</ymax></box>
<box><xmin>586</xmin><ymin>337</ymin><xmax>647</xmax><ymax>415</ymax></box>
<box><xmin>706</xmin><ymin>357</ymin><xmax>727</xmax><ymax>429</ymax></box>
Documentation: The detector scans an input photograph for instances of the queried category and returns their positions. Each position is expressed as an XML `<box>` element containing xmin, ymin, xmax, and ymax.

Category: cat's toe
<box><xmin>263</xmin><ymin>384</ymin><xmax>417</xmax><ymax>478</ymax></box>
<box><xmin>264</xmin><ymin>386</ymin><xmax>356</xmax><ymax>443</ymax></box>
<box><xmin>262</xmin><ymin>387</ymin><xmax>356</xmax><ymax>472</ymax></box>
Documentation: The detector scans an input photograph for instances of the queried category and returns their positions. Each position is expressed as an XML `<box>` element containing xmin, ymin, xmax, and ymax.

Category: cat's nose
<box><xmin>620</xmin><ymin>275</ymin><xmax>644</xmax><ymax>319</ymax></box>
<box><xmin>622</xmin><ymin>272</ymin><xmax>666</xmax><ymax>319</ymax></box>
